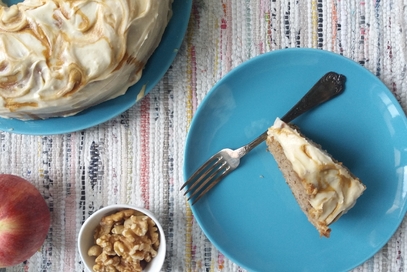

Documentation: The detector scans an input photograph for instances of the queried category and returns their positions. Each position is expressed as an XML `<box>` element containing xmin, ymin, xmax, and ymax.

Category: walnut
<box><xmin>88</xmin><ymin>209</ymin><xmax>160</xmax><ymax>272</ymax></box>
<box><xmin>88</xmin><ymin>245</ymin><xmax>103</xmax><ymax>257</ymax></box>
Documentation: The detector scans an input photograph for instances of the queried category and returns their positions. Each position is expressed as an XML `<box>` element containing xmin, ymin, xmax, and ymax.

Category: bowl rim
<box><xmin>77</xmin><ymin>204</ymin><xmax>166</xmax><ymax>272</ymax></box>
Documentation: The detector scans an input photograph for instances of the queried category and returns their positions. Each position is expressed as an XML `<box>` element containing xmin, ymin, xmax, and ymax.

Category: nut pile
<box><xmin>87</xmin><ymin>209</ymin><xmax>160</xmax><ymax>272</ymax></box>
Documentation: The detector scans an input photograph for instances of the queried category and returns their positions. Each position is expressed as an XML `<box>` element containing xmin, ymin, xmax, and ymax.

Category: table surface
<box><xmin>1</xmin><ymin>0</ymin><xmax>407</xmax><ymax>271</ymax></box>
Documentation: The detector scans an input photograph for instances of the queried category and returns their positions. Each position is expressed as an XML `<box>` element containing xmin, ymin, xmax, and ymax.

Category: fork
<box><xmin>181</xmin><ymin>71</ymin><xmax>346</xmax><ymax>204</ymax></box>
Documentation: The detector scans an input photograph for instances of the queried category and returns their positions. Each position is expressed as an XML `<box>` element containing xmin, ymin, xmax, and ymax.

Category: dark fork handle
<box><xmin>243</xmin><ymin>72</ymin><xmax>346</xmax><ymax>153</ymax></box>
<box><xmin>281</xmin><ymin>71</ymin><xmax>346</xmax><ymax>123</ymax></box>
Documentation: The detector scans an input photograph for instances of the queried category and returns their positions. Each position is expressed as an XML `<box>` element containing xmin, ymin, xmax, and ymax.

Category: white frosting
<box><xmin>268</xmin><ymin>118</ymin><xmax>365</xmax><ymax>225</ymax></box>
<box><xmin>0</xmin><ymin>0</ymin><xmax>172</xmax><ymax>119</ymax></box>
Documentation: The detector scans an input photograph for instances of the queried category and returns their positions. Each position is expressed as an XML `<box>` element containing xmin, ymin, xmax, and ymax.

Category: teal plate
<box><xmin>0</xmin><ymin>0</ymin><xmax>192</xmax><ymax>135</ymax></box>
<box><xmin>184</xmin><ymin>48</ymin><xmax>407</xmax><ymax>272</ymax></box>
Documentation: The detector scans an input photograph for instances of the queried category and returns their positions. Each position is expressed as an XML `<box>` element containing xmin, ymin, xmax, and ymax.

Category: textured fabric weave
<box><xmin>1</xmin><ymin>0</ymin><xmax>407</xmax><ymax>271</ymax></box>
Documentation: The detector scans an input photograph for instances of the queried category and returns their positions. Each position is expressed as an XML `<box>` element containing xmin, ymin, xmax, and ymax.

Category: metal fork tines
<box><xmin>182</xmin><ymin>150</ymin><xmax>233</xmax><ymax>201</ymax></box>
<box><xmin>181</xmin><ymin>72</ymin><xmax>346</xmax><ymax>205</ymax></box>
<box><xmin>181</xmin><ymin>146</ymin><xmax>249</xmax><ymax>204</ymax></box>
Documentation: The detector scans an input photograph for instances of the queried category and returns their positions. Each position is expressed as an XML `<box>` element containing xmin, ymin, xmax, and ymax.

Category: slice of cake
<box><xmin>266</xmin><ymin>118</ymin><xmax>366</xmax><ymax>237</ymax></box>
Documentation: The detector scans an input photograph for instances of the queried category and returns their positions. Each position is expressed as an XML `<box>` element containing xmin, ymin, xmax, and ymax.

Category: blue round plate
<box><xmin>0</xmin><ymin>0</ymin><xmax>192</xmax><ymax>135</ymax></box>
<box><xmin>184</xmin><ymin>48</ymin><xmax>407</xmax><ymax>272</ymax></box>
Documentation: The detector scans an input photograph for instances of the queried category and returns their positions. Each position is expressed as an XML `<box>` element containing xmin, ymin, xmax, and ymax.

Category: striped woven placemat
<box><xmin>1</xmin><ymin>0</ymin><xmax>406</xmax><ymax>271</ymax></box>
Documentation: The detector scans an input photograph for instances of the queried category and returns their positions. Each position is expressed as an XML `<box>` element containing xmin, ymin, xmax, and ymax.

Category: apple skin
<box><xmin>0</xmin><ymin>174</ymin><xmax>51</xmax><ymax>268</ymax></box>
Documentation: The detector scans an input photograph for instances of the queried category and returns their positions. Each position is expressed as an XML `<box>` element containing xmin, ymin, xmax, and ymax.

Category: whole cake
<box><xmin>0</xmin><ymin>0</ymin><xmax>172</xmax><ymax>120</ymax></box>
<box><xmin>267</xmin><ymin>118</ymin><xmax>366</xmax><ymax>237</ymax></box>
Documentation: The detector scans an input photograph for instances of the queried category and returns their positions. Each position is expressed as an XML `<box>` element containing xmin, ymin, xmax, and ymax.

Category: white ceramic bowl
<box><xmin>78</xmin><ymin>204</ymin><xmax>166</xmax><ymax>272</ymax></box>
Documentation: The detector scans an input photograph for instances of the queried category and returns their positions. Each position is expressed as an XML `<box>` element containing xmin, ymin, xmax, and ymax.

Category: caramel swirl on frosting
<box><xmin>0</xmin><ymin>0</ymin><xmax>172</xmax><ymax>119</ymax></box>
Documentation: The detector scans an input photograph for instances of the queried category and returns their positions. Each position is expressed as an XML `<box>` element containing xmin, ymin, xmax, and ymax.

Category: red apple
<box><xmin>0</xmin><ymin>174</ymin><xmax>51</xmax><ymax>268</ymax></box>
